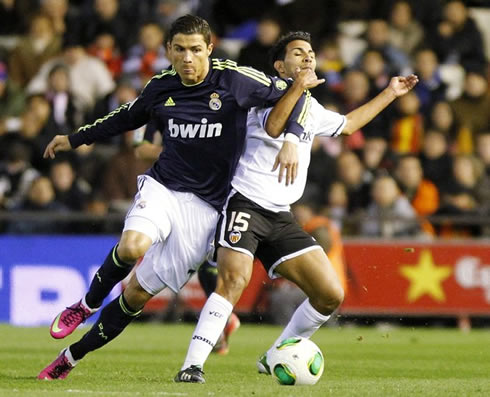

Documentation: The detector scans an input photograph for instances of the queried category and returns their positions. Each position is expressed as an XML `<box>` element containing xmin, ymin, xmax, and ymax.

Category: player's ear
<box><xmin>274</xmin><ymin>60</ymin><xmax>285</xmax><ymax>75</ymax></box>
<box><xmin>207</xmin><ymin>43</ymin><xmax>214</xmax><ymax>56</ymax></box>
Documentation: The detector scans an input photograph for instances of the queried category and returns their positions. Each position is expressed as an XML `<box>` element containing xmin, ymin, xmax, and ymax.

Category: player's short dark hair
<box><xmin>269</xmin><ymin>31</ymin><xmax>312</xmax><ymax>67</ymax></box>
<box><xmin>168</xmin><ymin>14</ymin><xmax>211</xmax><ymax>45</ymax></box>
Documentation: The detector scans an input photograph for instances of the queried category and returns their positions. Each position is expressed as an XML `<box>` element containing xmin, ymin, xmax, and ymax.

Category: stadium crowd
<box><xmin>0</xmin><ymin>0</ymin><xmax>489</xmax><ymax>238</ymax></box>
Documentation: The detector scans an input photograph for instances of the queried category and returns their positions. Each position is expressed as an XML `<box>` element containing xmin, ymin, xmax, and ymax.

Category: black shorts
<box><xmin>215</xmin><ymin>191</ymin><xmax>321</xmax><ymax>278</ymax></box>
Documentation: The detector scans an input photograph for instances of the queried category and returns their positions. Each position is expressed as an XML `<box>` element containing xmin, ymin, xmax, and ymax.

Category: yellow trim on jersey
<box><xmin>298</xmin><ymin>90</ymin><xmax>311</xmax><ymax>127</ymax></box>
<box><xmin>142</xmin><ymin>68</ymin><xmax>177</xmax><ymax>90</ymax></box>
<box><xmin>77</xmin><ymin>103</ymin><xmax>129</xmax><ymax>132</ymax></box>
<box><xmin>212</xmin><ymin>59</ymin><xmax>271</xmax><ymax>86</ymax></box>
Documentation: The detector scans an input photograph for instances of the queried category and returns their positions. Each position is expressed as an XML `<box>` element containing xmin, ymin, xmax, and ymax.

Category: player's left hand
<box><xmin>272</xmin><ymin>140</ymin><xmax>298</xmax><ymax>186</ymax></box>
<box><xmin>389</xmin><ymin>74</ymin><xmax>419</xmax><ymax>97</ymax></box>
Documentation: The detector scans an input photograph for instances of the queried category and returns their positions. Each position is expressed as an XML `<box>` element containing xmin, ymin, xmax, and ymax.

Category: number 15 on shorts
<box><xmin>227</xmin><ymin>211</ymin><xmax>251</xmax><ymax>232</ymax></box>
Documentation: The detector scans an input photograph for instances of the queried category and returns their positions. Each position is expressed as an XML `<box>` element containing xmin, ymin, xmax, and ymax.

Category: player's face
<box><xmin>276</xmin><ymin>40</ymin><xmax>316</xmax><ymax>79</ymax></box>
<box><xmin>167</xmin><ymin>33</ymin><xmax>213</xmax><ymax>85</ymax></box>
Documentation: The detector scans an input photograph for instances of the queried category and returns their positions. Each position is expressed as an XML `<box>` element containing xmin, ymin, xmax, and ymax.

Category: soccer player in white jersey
<box><xmin>176</xmin><ymin>31</ymin><xmax>418</xmax><ymax>383</ymax></box>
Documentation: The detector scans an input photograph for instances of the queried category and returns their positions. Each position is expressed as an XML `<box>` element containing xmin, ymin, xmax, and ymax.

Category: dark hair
<box><xmin>168</xmin><ymin>14</ymin><xmax>211</xmax><ymax>45</ymax></box>
<box><xmin>269</xmin><ymin>31</ymin><xmax>312</xmax><ymax>68</ymax></box>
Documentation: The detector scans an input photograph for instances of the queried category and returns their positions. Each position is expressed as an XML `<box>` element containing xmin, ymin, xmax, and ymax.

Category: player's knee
<box><xmin>117</xmin><ymin>238</ymin><xmax>150</xmax><ymax>262</ymax></box>
<box><xmin>314</xmin><ymin>285</ymin><xmax>344</xmax><ymax>315</ymax></box>
<box><xmin>216</xmin><ymin>270</ymin><xmax>250</xmax><ymax>304</ymax></box>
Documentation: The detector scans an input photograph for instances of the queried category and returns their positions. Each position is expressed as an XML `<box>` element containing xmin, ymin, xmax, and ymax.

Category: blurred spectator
<box><xmin>45</xmin><ymin>63</ymin><xmax>80</xmax><ymax>133</ymax></box>
<box><xmin>302</xmin><ymin>137</ymin><xmax>336</xmax><ymax>205</ymax></box>
<box><xmin>413</xmin><ymin>48</ymin><xmax>448</xmax><ymax>117</ymax></box>
<box><xmin>292</xmin><ymin>202</ymin><xmax>347</xmax><ymax>292</ymax></box>
<box><xmin>0</xmin><ymin>140</ymin><xmax>39</xmax><ymax>209</ymax></box>
<box><xmin>122</xmin><ymin>22</ymin><xmax>170</xmax><ymax>90</ymax></box>
<box><xmin>322</xmin><ymin>181</ymin><xmax>348</xmax><ymax>232</ymax></box>
<box><xmin>237</xmin><ymin>16</ymin><xmax>281</xmax><ymax>75</ymax></box>
<box><xmin>475</xmin><ymin>132</ymin><xmax>490</xmax><ymax>234</ymax></box>
<box><xmin>336</xmin><ymin>150</ymin><xmax>371</xmax><ymax>214</ymax></box>
<box><xmin>27</xmin><ymin>35</ymin><xmax>115</xmax><ymax>113</ymax></box>
<box><xmin>102</xmin><ymin>131</ymin><xmax>152</xmax><ymax>213</ymax></box>
<box><xmin>388</xmin><ymin>0</ymin><xmax>424</xmax><ymax>56</ymax></box>
<box><xmin>315</xmin><ymin>37</ymin><xmax>345</xmax><ymax>93</ymax></box>
<box><xmin>7</xmin><ymin>176</ymin><xmax>68</xmax><ymax>234</ymax></box>
<box><xmin>49</xmin><ymin>156</ymin><xmax>91</xmax><ymax>211</ymax></box>
<box><xmin>0</xmin><ymin>0</ymin><xmax>32</xmax><ymax>35</ymax></box>
<box><xmin>39</xmin><ymin>0</ymin><xmax>77</xmax><ymax>37</ymax></box>
<box><xmin>361</xmin><ymin>173</ymin><xmax>421</xmax><ymax>238</ymax></box>
<box><xmin>427</xmin><ymin>101</ymin><xmax>461</xmax><ymax>144</ymax></box>
<box><xmin>86</xmin><ymin>29</ymin><xmax>123</xmax><ymax>79</ymax></box>
<box><xmin>450</xmin><ymin>70</ymin><xmax>490</xmax><ymax>153</ymax></box>
<box><xmin>80</xmin><ymin>0</ymin><xmax>132</xmax><ymax>53</ymax></box>
<box><xmin>0</xmin><ymin>60</ymin><xmax>25</xmax><ymax>136</ymax></box>
<box><xmin>435</xmin><ymin>154</ymin><xmax>484</xmax><ymax>237</ymax></box>
<box><xmin>355</xmin><ymin>19</ymin><xmax>411</xmax><ymax>75</ymax></box>
<box><xmin>420</xmin><ymin>129</ymin><xmax>453</xmax><ymax>193</ymax></box>
<box><xmin>428</xmin><ymin>0</ymin><xmax>487</xmax><ymax>72</ymax></box>
<box><xmin>395</xmin><ymin>154</ymin><xmax>439</xmax><ymax>216</ymax></box>
<box><xmin>360</xmin><ymin>49</ymin><xmax>391</xmax><ymax>98</ymax></box>
<box><xmin>154</xmin><ymin>0</ymin><xmax>197</xmax><ymax>31</ymax></box>
<box><xmin>8</xmin><ymin>13</ymin><xmax>62</xmax><ymax>88</ymax></box>
<box><xmin>390</xmin><ymin>91</ymin><xmax>424</xmax><ymax>154</ymax></box>
<box><xmin>361</xmin><ymin>136</ymin><xmax>392</xmax><ymax>183</ymax></box>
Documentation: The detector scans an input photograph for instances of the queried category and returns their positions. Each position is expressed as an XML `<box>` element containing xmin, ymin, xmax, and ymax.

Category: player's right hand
<box><xmin>43</xmin><ymin>135</ymin><xmax>72</xmax><ymax>159</ymax></box>
<box><xmin>293</xmin><ymin>68</ymin><xmax>325</xmax><ymax>90</ymax></box>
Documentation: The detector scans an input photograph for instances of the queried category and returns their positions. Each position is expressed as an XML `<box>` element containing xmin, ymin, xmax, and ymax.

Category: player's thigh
<box><xmin>275</xmin><ymin>249</ymin><xmax>344</xmax><ymax>306</ymax></box>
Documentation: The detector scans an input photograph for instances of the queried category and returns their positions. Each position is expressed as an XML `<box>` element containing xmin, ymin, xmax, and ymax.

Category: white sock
<box><xmin>267</xmin><ymin>299</ymin><xmax>330</xmax><ymax>357</ymax></box>
<box><xmin>65</xmin><ymin>347</ymin><xmax>78</xmax><ymax>366</ymax></box>
<box><xmin>182</xmin><ymin>292</ymin><xmax>233</xmax><ymax>370</ymax></box>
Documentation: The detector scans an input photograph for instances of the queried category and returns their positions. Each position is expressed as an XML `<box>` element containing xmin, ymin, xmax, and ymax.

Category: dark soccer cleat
<box><xmin>50</xmin><ymin>300</ymin><xmax>95</xmax><ymax>339</ymax></box>
<box><xmin>37</xmin><ymin>349</ymin><xmax>75</xmax><ymax>380</ymax></box>
<box><xmin>174</xmin><ymin>365</ymin><xmax>205</xmax><ymax>383</ymax></box>
<box><xmin>257</xmin><ymin>353</ymin><xmax>271</xmax><ymax>375</ymax></box>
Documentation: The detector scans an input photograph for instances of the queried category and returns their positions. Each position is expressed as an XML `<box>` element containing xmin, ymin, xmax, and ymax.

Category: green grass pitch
<box><xmin>0</xmin><ymin>323</ymin><xmax>489</xmax><ymax>396</ymax></box>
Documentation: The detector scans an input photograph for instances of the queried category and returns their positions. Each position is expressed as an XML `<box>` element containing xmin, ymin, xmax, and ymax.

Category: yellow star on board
<box><xmin>399</xmin><ymin>250</ymin><xmax>452</xmax><ymax>303</ymax></box>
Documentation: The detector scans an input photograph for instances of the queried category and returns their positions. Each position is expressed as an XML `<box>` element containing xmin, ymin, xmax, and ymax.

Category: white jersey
<box><xmin>232</xmin><ymin>95</ymin><xmax>346</xmax><ymax>212</ymax></box>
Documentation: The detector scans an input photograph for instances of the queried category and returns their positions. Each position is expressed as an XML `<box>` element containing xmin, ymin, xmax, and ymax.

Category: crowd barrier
<box><xmin>1</xmin><ymin>236</ymin><xmax>489</xmax><ymax>325</ymax></box>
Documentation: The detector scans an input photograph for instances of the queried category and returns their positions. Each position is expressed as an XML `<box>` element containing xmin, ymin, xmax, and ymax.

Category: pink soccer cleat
<box><xmin>37</xmin><ymin>349</ymin><xmax>75</xmax><ymax>380</ymax></box>
<box><xmin>214</xmin><ymin>312</ymin><xmax>241</xmax><ymax>355</ymax></box>
<box><xmin>50</xmin><ymin>300</ymin><xmax>95</xmax><ymax>339</ymax></box>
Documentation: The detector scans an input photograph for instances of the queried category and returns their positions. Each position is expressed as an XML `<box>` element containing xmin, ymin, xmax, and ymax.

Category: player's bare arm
<box><xmin>342</xmin><ymin>74</ymin><xmax>419</xmax><ymax>135</ymax></box>
<box><xmin>265</xmin><ymin>68</ymin><xmax>324</xmax><ymax>138</ymax></box>
<box><xmin>272</xmin><ymin>140</ymin><xmax>298</xmax><ymax>186</ymax></box>
<box><xmin>43</xmin><ymin>135</ymin><xmax>73</xmax><ymax>159</ymax></box>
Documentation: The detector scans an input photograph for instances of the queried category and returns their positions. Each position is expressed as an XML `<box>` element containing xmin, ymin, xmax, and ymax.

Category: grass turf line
<box><xmin>0</xmin><ymin>323</ymin><xmax>489</xmax><ymax>396</ymax></box>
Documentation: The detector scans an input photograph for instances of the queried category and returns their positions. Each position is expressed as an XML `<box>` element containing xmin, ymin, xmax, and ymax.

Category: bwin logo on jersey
<box><xmin>168</xmin><ymin>118</ymin><xmax>222</xmax><ymax>138</ymax></box>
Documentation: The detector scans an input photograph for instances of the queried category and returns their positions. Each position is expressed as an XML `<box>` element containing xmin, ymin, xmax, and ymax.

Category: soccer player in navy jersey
<box><xmin>175</xmin><ymin>31</ymin><xmax>418</xmax><ymax>383</ymax></box>
<box><xmin>37</xmin><ymin>15</ymin><xmax>324</xmax><ymax>380</ymax></box>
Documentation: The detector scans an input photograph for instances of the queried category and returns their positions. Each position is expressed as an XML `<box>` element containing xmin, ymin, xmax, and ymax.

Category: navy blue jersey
<box><xmin>69</xmin><ymin>59</ymin><xmax>307</xmax><ymax>211</ymax></box>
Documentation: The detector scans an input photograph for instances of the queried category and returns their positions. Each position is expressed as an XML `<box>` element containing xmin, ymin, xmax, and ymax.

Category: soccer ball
<box><xmin>267</xmin><ymin>337</ymin><xmax>324</xmax><ymax>386</ymax></box>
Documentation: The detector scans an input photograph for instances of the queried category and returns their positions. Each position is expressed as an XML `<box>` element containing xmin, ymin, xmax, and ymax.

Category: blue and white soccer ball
<box><xmin>267</xmin><ymin>337</ymin><xmax>324</xmax><ymax>386</ymax></box>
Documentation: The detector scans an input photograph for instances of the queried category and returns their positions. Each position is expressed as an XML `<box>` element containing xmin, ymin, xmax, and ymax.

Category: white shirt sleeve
<box><xmin>310</xmin><ymin>98</ymin><xmax>346</xmax><ymax>138</ymax></box>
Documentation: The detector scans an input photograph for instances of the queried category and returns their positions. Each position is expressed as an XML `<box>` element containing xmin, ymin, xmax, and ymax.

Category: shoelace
<box><xmin>48</xmin><ymin>357</ymin><xmax>71</xmax><ymax>378</ymax></box>
<box><xmin>61</xmin><ymin>306</ymin><xmax>88</xmax><ymax>326</ymax></box>
<box><xmin>186</xmin><ymin>365</ymin><xmax>204</xmax><ymax>378</ymax></box>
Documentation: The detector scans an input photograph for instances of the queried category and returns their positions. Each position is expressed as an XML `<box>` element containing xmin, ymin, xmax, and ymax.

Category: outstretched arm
<box><xmin>342</xmin><ymin>74</ymin><xmax>419</xmax><ymax>135</ymax></box>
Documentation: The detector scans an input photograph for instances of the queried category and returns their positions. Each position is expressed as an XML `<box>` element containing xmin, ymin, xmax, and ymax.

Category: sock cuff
<box><xmin>304</xmin><ymin>299</ymin><xmax>331</xmax><ymax>322</ymax></box>
<box><xmin>113</xmin><ymin>244</ymin><xmax>136</xmax><ymax>269</ymax></box>
<box><xmin>119</xmin><ymin>294</ymin><xmax>142</xmax><ymax>317</ymax></box>
<box><xmin>209</xmin><ymin>292</ymin><xmax>234</xmax><ymax>313</ymax></box>
<box><xmin>65</xmin><ymin>347</ymin><xmax>78</xmax><ymax>366</ymax></box>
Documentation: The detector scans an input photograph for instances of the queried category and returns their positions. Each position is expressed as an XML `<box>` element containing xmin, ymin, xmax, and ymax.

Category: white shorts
<box><xmin>124</xmin><ymin>175</ymin><xmax>218</xmax><ymax>294</ymax></box>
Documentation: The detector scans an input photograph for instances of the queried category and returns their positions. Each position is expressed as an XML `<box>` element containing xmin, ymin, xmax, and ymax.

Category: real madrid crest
<box><xmin>275</xmin><ymin>79</ymin><xmax>288</xmax><ymax>91</ymax></box>
<box><xmin>209</xmin><ymin>92</ymin><xmax>222</xmax><ymax>111</ymax></box>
